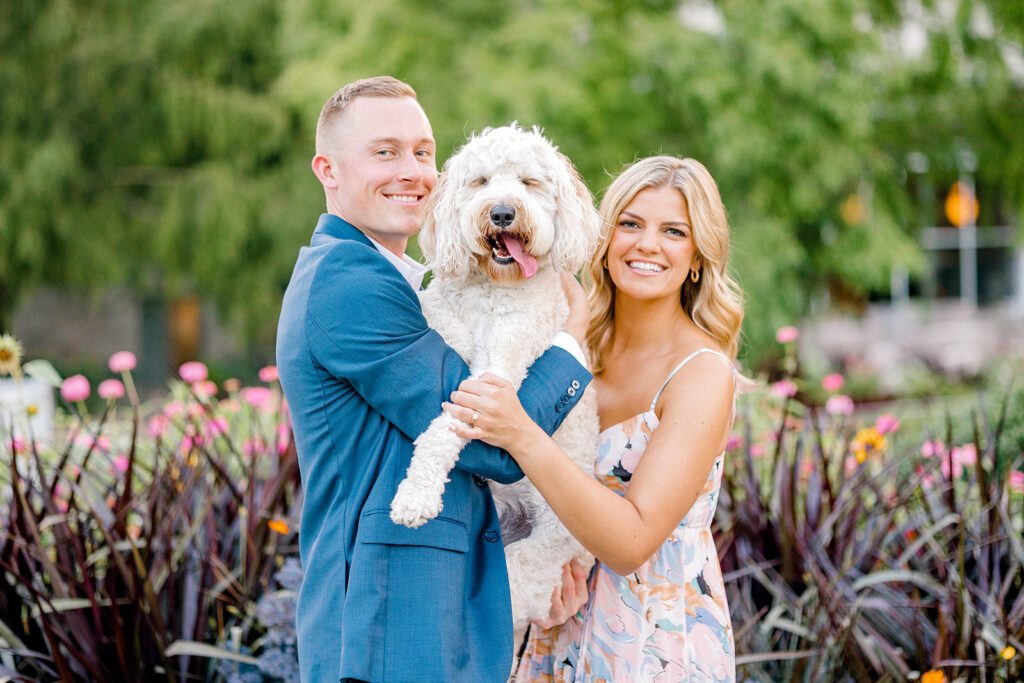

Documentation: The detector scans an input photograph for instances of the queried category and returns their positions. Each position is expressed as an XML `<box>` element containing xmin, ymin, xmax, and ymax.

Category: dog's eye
<box><xmin>471</xmin><ymin>176</ymin><xmax>489</xmax><ymax>187</ymax></box>
<box><xmin>520</xmin><ymin>177</ymin><xmax>540</xmax><ymax>187</ymax></box>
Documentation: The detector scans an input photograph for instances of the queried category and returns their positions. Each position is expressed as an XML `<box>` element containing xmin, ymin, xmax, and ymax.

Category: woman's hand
<box><xmin>445</xmin><ymin>373</ymin><xmax>546</xmax><ymax>454</ymax></box>
<box><xmin>533</xmin><ymin>559</ymin><xmax>589</xmax><ymax>629</ymax></box>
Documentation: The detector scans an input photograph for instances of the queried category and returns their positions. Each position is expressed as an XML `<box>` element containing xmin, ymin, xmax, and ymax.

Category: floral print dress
<box><xmin>515</xmin><ymin>348</ymin><xmax>736</xmax><ymax>683</ymax></box>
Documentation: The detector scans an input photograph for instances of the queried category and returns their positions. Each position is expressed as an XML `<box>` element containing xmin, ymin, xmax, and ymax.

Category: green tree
<box><xmin>0</xmin><ymin>0</ymin><xmax>315</xmax><ymax>346</ymax></box>
<box><xmin>3</xmin><ymin>0</ymin><xmax>1022</xmax><ymax>367</ymax></box>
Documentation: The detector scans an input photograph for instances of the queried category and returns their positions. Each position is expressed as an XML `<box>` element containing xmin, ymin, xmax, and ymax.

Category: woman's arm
<box><xmin>448</xmin><ymin>353</ymin><xmax>735</xmax><ymax>575</ymax></box>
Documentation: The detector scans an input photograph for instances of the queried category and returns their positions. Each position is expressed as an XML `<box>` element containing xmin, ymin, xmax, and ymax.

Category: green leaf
<box><xmin>22</xmin><ymin>359</ymin><xmax>62</xmax><ymax>387</ymax></box>
<box><xmin>164</xmin><ymin>640</ymin><xmax>259</xmax><ymax>666</ymax></box>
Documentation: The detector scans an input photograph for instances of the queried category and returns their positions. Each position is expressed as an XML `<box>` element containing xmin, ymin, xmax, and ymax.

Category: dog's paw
<box><xmin>389</xmin><ymin>483</ymin><xmax>443</xmax><ymax>528</ymax></box>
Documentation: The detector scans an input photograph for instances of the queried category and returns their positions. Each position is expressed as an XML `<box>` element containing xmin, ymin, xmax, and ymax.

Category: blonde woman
<box><xmin>447</xmin><ymin>156</ymin><xmax>744</xmax><ymax>681</ymax></box>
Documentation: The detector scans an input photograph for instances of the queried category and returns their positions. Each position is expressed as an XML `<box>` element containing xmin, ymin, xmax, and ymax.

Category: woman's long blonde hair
<box><xmin>584</xmin><ymin>156</ymin><xmax>744</xmax><ymax>372</ymax></box>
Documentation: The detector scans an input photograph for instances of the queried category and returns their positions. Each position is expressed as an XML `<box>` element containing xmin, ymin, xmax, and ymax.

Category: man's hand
<box><xmin>533</xmin><ymin>559</ymin><xmax>589</xmax><ymax>629</ymax></box>
<box><xmin>560</xmin><ymin>272</ymin><xmax>589</xmax><ymax>348</ymax></box>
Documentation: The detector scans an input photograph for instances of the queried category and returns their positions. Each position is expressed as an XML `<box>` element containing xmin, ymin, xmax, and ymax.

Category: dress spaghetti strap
<box><xmin>649</xmin><ymin>348</ymin><xmax>736</xmax><ymax>412</ymax></box>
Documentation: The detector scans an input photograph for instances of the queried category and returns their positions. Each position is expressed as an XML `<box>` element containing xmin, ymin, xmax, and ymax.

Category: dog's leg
<box><xmin>390</xmin><ymin>327</ymin><xmax>500</xmax><ymax>528</ymax></box>
<box><xmin>390</xmin><ymin>411</ymin><xmax>470</xmax><ymax>527</ymax></box>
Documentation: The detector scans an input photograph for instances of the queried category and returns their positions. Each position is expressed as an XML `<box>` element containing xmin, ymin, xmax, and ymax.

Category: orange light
<box><xmin>944</xmin><ymin>181</ymin><xmax>978</xmax><ymax>227</ymax></box>
<box><xmin>921</xmin><ymin>669</ymin><xmax>946</xmax><ymax>683</ymax></box>
<box><xmin>841</xmin><ymin>194</ymin><xmax>864</xmax><ymax>225</ymax></box>
<box><xmin>268</xmin><ymin>519</ymin><xmax>290</xmax><ymax>534</ymax></box>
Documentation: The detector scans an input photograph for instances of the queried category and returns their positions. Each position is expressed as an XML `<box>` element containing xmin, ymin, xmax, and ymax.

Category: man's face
<box><xmin>328</xmin><ymin>96</ymin><xmax>438</xmax><ymax>252</ymax></box>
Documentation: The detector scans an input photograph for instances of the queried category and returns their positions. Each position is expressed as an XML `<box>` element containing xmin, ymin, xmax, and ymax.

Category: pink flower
<box><xmin>821</xmin><ymin>373</ymin><xmax>844</xmax><ymax>392</ymax></box>
<box><xmin>259</xmin><ymin>365</ymin><xmax>279</xmax><ymax>383</ymax></box>
<box><xmin>112</xmin><ymin>455</ymin><xmax>129</xmax><ymax>473</ymax></box>
<box><xmin>98</xmin><ymin>379</ymin><xmax>125</xmax><ymax>400</ymax></box>
<box><xmin>726</xmin><ymin>434</ymin><xmax>742</xmax><ymax>451</ymax></box>
<box><xmin>776</xmin><ymin>326</ymin><xmax>799</xmax><ymax>344</ymax></box>
<box><xmin>55</xmin><ymin>499</ymin><xmax>69</xmax><ymax>513</ymax></box>
<box><xmin>277</xmin><ymin>422</ymin><xmax>291</xmax><ymax>455</ymax></box>
<box><xmin>74</xmin><ymin>434</ymin><xmax>111</xmax><ymax>451</ymax></box>
<box><xmin>148</xmin><ymin>414</ymin><xmax>170</xmax><ymax>438</ymax></box>
<box><xmin>915</xmin><ymin>465</ymin><xmax>935</xmax><ymax>490</ymax></box>
<box><xmin>206</xmin><ymin>417</ymin><xmax>229</xmax><ymax>436</ymax></box>
<box><xmin>192</xmin><ymin>380</ymin><xmax>218</xmax><ymax>398</ymax></box>
<box><xmin>219</xmin><ymin>399</ymin><xmax>241</xmax><ymax>413</ymax></box>
<box><xmin>1009</xmin><ymin>471</ymin><xmax>1024</xmax><ymax>493</ymax></box>
<box><xmin>941</xmin><ymin>443</ymin><xmax>977</xmax><ymax>479</ymax></box>
<box><xmin>845</xmin><ymin>455</ymin><xmax>858</xmax><ymax>475</ymax></box>
<box><xmin>181</xmin><ymin>432</ymin><xmax>205</xmax><ymax>450</ymax></box>
<box><xmin>771</xmin><ymin>379</ymin><xmax>798</xmax><ymax>398</ymax></box>
<box><xmin>825</xmin><ymin>394</ymin><xmax>854</xmax><ymax>416</ymax></box>
<box><xmin>749</xmin><ymin>444</ymin><xmax>766</xmax><ymax>458</ymax></box>
<box><xmin>163</xmin><ymin>401</ymin><xmax>184</xmax><ymax>417</ymax></box>
<box><xmin>187</xmin><ymin>402</ymin><xmax>205</xmax><ymax>417</ymax></box>
<box><xmin>921</xmin><ymin>440</ymin><xmax>945</xmax><ymax>458</ymax></box>
<box><xmin>60</xmin><ymin>374</ymin><xmax>91</xmax><ymax>402</ymax></box>
<box><xmin>108</xmin><ymin>351</ymin><xmax>137</xmax><ymax>373</ymax></box>
<box><xmin>875</xmin><ymin>414</ymin><xmax>900</xmax><ymax>434</ymax></box>
<box><xmin>179</xmin><ymin>361</ymin><xmax>208</xmax><ymax>383</ymax></box>
<box><xmin>954</xmin><ymin>443</ymin><xmax>977</xmax><ymax>466</ymax></box>
<box><xmin>243</xmin><ymin>437</ymin><xmax>266</xmax><ymax>457</ymax></box>
<box><xmin>240</xmin><ymin>386</ymin><xmax>273</xmax><ymax>410</ymax></box>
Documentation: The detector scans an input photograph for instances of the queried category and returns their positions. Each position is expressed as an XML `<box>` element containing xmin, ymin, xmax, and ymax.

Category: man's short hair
<box><xmin>315</xmin><ymin>76</ymin><xmax>418</xmax><ymax>154</ymax></box>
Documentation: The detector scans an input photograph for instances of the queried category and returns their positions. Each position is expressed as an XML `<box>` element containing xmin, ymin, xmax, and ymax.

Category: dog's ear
<box><xmin>551</xmin><ymin>151</ymin><xmax>602</xmax><ymax>274</ymax></box>
<box><xmin>418</xmin><ymin>171</ymin><xmax>445</xmax><ymax>268</ymax></box>
<box><xmin>420</xmin><ymin>169</ymin><xmax>473</xmax><ymax>279</ymax></box>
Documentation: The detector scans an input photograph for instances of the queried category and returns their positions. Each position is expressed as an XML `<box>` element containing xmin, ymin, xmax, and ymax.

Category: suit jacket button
<box><xmin>555</xmin><ymin>403</ymin><xmax>565</xmax><ymax>412</ymax></box>
<box><xmin>567</xmin><ymin>386</ymin><xmax>576</xmax><ymax>397</ymax></box>
<box><xmin>571</xmin><ymin>379</ymin><xmax>580</xmax><ymax>389</ymax></box>
<box><xmin>484</xmin><ymin>530</ymin><xmax>500</xmax><ymax>542</ymax></box>
<box><xmin>473</xmin><ymin>474</ymin><xmax>488</xmax><ymax>487</ymax></box>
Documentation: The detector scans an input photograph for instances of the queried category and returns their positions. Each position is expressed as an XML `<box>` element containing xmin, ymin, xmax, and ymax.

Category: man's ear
<box><xmin>312</xmin><ymin>154</ymin><xmax>339</xmax><ymax>189</ymax></box>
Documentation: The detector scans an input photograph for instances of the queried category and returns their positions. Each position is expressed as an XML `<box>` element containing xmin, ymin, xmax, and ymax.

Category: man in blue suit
<box><xmin>276</xmin><ymin>76</ymin><xmax>592</xmax><ymax>682</ymax></box>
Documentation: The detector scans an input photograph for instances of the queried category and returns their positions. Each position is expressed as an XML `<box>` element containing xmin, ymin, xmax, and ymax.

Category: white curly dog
<box><xmin>389</xmin><ymin>124</ymin><xmax>601</xmax><ymax>630</ymax></box>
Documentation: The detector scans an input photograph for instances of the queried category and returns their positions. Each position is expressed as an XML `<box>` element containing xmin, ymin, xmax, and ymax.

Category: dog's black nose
<box><xmin>489</xmin><ymin>205</ymin><xmax>516</xmax><ymax>228</ymax></box>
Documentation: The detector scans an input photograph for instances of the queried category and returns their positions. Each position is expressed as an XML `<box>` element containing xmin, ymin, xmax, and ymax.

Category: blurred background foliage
<box><xmin>1</xmin><ymin>0</ymin><xmax>1022</xmax><ymax>367</ymax></box>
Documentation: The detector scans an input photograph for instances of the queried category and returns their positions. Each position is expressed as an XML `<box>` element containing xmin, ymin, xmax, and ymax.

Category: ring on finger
<box><xmin>470</xmin><ymin>411</ymin><xmax>480</xmax><ymax>426</ymax></box>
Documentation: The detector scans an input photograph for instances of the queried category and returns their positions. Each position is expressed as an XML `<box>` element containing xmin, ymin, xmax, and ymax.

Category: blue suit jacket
<box><xmin>276</xmin><ymin>214</ymin><xmax>592</xmax><ymax>682</ymax></box>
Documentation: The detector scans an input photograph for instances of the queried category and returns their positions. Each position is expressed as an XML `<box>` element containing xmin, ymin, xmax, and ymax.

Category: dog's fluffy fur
<box><xmin>389</xmin><ymin>124</ymin><xmax>601</xmax><ymax>630</ymax></box>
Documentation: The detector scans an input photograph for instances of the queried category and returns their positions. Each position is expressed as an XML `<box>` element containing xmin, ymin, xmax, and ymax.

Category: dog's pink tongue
<box><xmin>499</xmin><ymin>234</ymin><xmax>537</xmax><ymax>279</ymax></box>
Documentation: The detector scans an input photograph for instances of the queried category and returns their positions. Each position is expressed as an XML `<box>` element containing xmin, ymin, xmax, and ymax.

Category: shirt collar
<box><xmin>312</xmin><ymin>214</ymin><xmax>428</xmax><ymax>290</ymax></box>
<box><xmin>365</xmin><ymin>235</ymin><xmax>429</xmax><ymax>290</ymax></box>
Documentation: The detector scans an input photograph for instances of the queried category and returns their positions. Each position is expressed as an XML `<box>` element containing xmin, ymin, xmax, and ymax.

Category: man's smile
<box><xmin>385</xmin><ymin>193</ymin><xmax>423</xmax><ymax>204</ymax></box>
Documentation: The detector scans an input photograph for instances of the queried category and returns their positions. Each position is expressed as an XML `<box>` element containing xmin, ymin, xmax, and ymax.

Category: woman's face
<box><xmin>605</xmin><ymin>184</ymin><xmax>699</xmax><ymax>304</ymax></box>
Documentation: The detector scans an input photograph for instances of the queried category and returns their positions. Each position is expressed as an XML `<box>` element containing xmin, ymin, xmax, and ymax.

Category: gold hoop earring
<box><xmin>690</xmin><ymin>269</ymin><xmax>700</xmax><ymax>283</ymax></box>
<box><xmin>602</xmin><ymin>256</ymin><xmax>609</xmax><ymax>270</ymax></box>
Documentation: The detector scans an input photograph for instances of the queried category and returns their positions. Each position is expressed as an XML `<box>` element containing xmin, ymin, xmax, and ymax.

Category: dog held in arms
<box><xmin>389</xmin><ymin>124</ymin><xmax>601</xmax><ymax>630</ymax></box>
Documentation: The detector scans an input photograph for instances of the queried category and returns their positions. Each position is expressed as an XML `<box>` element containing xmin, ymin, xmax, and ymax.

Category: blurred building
<box><xmin>801</xmin><ymin>171</ymin><xmax>1023</xmax><ymax>389</ymax></box>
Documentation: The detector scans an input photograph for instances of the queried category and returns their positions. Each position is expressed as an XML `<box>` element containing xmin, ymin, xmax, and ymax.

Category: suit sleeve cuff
<box><xmin>551</xmin><ymin>332</ymin><xmax>587</xmax><ymax>370</ymax></box>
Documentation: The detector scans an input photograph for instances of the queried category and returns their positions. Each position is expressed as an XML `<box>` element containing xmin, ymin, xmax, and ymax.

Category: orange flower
<box><xmin>851</xmin><ymin>426</ymin><xmax>886</xmax><ymax>464</ymax></box>
<box><xmin>1002</xmin><ymin>645</ymin><xmax>1016</xmax><ymax>659</ymax></box>
<box><xmin>268</xmin><ymin>519</ymin><xmax>290</xmax><ymax>535</ymax></box>
<box><xmin>921</xmin><ymin>669</ymin><xmax>945</xmax><ymax>683</ymax></box>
